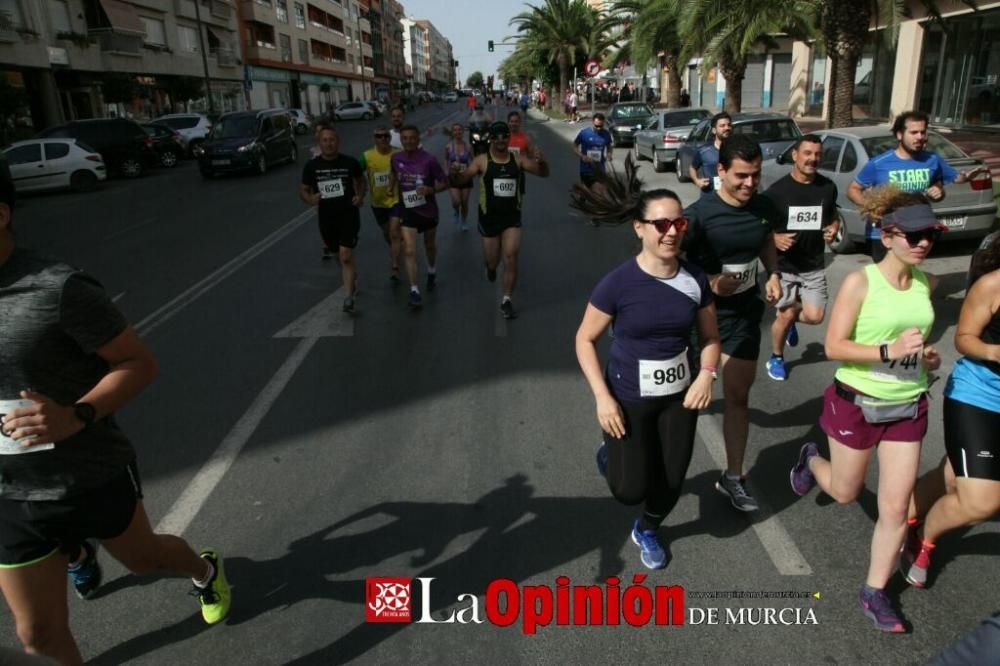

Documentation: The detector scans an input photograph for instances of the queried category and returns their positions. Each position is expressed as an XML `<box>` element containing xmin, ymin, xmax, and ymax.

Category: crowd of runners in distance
<box><xmin>0</xmin><ymin>101</ymin><xmax>996</xmax><ymax>665</ymax></box>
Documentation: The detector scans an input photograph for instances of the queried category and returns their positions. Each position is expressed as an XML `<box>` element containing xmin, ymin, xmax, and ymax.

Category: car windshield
<box><xmin>732</xmin><ymin>120</ymin><xmax>800</xmax><ymax>142</ymax></box>
<box><xmin>861</xmin><ymin>132</ymin><xmax>966</xmax><ymax>160</ymax></box>
<box><xmin>212</xmin><ymin>116</ymin><xmax>258</xmax><ymax>139</ymax></box>
<box><xmin>662</xmin><ymin>110</ymin><xmax>710</xmax><ymax>126</ymax></box>
<box><xmin>611</xmin><ymin>105</ymin><xmax>652</xmax><ymax>119</ymax></box>
<box><xmin>155</xmin><ymin>116</ymin><xmax>199</xmax><ymax>130</ymax></box>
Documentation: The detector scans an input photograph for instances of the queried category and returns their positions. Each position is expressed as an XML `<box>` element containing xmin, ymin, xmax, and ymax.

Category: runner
<box><xmin>360</xmin><ymin>125</ymin><xmax>402</xmax><ymax>285</ymax></box>
<box><xmin>444</xmin><ymin>123</ymin><xmax>473</xmax><ymax>231</ymax></box>
<box><xmin>507</xmin><ymin>110</ymin><xmax>533</xmax><ymax>195</ymax></box>
<box><xmin>573</xmin><ymin>113</ymin><xmax>613</xmax><ymax>197</ymax></box>
<box><xmin>390</xmin><ymin>124</ymin><xmax>449</xmax><ymax>309</ymax></box>
<box><xmin>449</xmin><ymin>121</ymin><xmax>549</xmax><ymax>319</ymax></box>
<box><xmin>789</xmin><ymin>188</ymin><xmax>943</xmax><ymax>632</ymax></box>
<box><xmin>847</xmin><ymin>110</ymin><xmax>984</xmax><ymax>261</ymax></box>
<box><xmin>571</xmin><ymin>165</ymin><xmax>721</xmax><ymax>570</ymax></box>
<box><xmin>682</xmin><ymin>134</ymin><xmax>782</xmax><ymax>512</ymax></box>
<box><xmin>0</xmin><ymin>171</ymin><xmax>230</xmax><ymax>665</ymax></box>
<box><xmin>761</xmin><ymin>134</ymin><xmax>841</xmax><ymax>381</ymax></box>
<box><xmin>389</xmin><ymin>106</ymin><xmax>406</xmax><ymax>149</ymax></box>
<box><xmin>689</xmin><ymin>112</ymin><xmax>733</xmax><ymax>198</ymax></box>
<box><xmin>300</xmin><ymin>123</ymin><xmax>366</xmax><ymax>313</ymax></box>
<box><xmin>901</xmin><ymin>232</ymin><xmax>1000</xmax><ymax>589</ymax></box>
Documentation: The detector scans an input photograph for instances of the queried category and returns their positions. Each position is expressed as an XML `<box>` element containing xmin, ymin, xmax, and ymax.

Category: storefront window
<box><xmin>806</xmin><ymin>42</ymin><xmax>826</xmax><ymax>116</ymax></box>
<box><xmin>920</xmin><ymin>8</ymin><xmax>1000</xmax><ymax>126</ymax></box>
<box><xmin>852</xmin><ymin>29</ymin><xmax>895</xmax><ymax>120</ymax></box>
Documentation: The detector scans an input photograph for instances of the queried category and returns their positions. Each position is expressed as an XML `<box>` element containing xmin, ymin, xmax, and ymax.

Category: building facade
<box><xmin>399</xmin><ymin>16</ymin><xmax>425</xmax><ymax>90</ymax></box>
<box><xmin>414</xmin><ymin>18</ymin><xmax>452</xmax><ymax>92</ymax></box>
<box><xmin>0</xmin><ymin>0</ymin><xmax>245</xmax><ymax>133</ymax></box>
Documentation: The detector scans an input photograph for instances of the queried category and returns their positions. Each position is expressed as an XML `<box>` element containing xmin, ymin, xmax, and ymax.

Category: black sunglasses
<box><xmin>888</xmin><ymin>228</ymin><xmax>942</xmax><ymax>246</ymax></box>
<box><xmin>374</xmin><ymin>133</ymin><xmax>390</xmax><ymax>139</ymax></box>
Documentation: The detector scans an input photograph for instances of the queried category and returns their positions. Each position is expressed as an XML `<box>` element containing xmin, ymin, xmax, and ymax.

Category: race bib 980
<box><xmin>638</xmin><ymin>352</ymin><xmax>691</xmax><ymax>397</ymax></box>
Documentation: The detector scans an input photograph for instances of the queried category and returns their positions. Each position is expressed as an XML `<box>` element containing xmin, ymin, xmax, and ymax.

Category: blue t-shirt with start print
<box><xmin>589</xmin><ymin>258</ymin><xmax>713</xmax><ymax>402</ymax></box>
<box><xmin>856</xmin><ymin>149</ymin><xmax>957</xmax><ymax>238</ymax></box>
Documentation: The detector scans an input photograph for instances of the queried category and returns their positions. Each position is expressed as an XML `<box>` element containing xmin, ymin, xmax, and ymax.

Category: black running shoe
<box><xmin>67</xmin><ymin>540</ymin><xmax>102</xmax><ymax>600</ymax></box>
<box><xmin>426</xmin><ymin>273</ymin><xmax>437</xmax><ymax>291</ymax></box>
<box><xmin>500</xmin><ymin>299</ymin><xmax>517</xmax><ymax>319</ymax></box>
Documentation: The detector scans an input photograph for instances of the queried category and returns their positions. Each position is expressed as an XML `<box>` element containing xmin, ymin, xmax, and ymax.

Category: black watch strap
<box><xmin>73</xmin><ymin>403</ymin><xmax>97</xmax><ymax>427</ymax></box>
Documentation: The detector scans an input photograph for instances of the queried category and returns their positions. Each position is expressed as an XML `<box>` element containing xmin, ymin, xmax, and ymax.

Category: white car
<box><xmin>5</xmin><ymin>138</ymin><xmax>107</xmax><ymax>193</ymax></box>
<box><xmin>334</xmin><ymin>102</ymin><xmax>374</xmax><ymax>121</ymax></box>
<box><xmin>151</xmin><ymin>113</ymin><xmax>213</xmax><ymax>154</ymax></box>
<box><xmin>442</xmin><ymin>91</ymin><xmax>458</xmax><ymax>103</ymax></box>
<box><xmin>287</xmin><ymin>108</ymin><xmax>313</xmax><ymax>134</ymax></box>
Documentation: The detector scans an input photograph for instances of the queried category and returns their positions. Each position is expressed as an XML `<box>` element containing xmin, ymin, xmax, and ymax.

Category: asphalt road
<box><xmin>2</xmin><ymin>103</ymin><xmax>997</xmax><ymax>665</ymax></box>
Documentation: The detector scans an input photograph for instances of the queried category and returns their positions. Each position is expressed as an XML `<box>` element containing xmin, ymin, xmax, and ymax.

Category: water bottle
<box><xmin>415</xmin><ymin>174</ymin><xmax>424</xmax><ymax>194</ymax></box>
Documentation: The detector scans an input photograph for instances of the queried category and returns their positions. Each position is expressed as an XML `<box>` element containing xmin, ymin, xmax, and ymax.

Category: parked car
<box><xmin>442</xmin><ymin>91</ymin><xmax>458</xmax><ymax>103</ymax></box>
<box><xmin>151</xmin><ymin>113</ymin><xmax>213</xmax><ymax>155</ymax></box>
<box><xmin>287</xmin><ymin>108</ymin><xmax>313</xmax><ymax>135</ymax></box>
<box><xmin>334</xmin><ymin>102</ymin><xmax>374</xmax><ymax>121</ymax></box>
<box><xmin>606</xmin><ymin>102</ymin><xmax>655</xmax><ymax>147</ymax></box>
<box><xmin>5</xmin><ymin>138</ymin><xmax>106</xmax><ymax>193</ymax></box>
<box><xmin>633</xmin><ymin>108</ymin><xmax>711</xmax><ymax>172</ymax></box>
<box><xmin>141</xmin><ymin>123</ymin><xmax>184</xmax><ymax>168</ymax></box>
<box><xmin>36</xmin><ymin>118</ymin><xmax>157</xmax><ymax>178</ymax></box>
<box><xmin>197</xmin><ymin>108</ymin><xmax>298</xmax><ymax>178</ymax></box>
<box><xmin>761</xmin><ymin>126</ymin><xmax>996</xmax><ymax>253</ymax></box>
<box><xmin>365</xmin><ymin>100</ymin><xmax>387</xmax><ymax>115</ymax></box>
<box><xmin>676</xmin><ymin>112</ymin><xmax>802</xmax><ymax>182</ymax></box>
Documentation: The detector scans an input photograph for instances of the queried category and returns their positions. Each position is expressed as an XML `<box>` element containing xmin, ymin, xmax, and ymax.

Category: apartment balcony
<box><xmin>358</xmin><ymin>17</ymin><xmax>370</xmax><ymax>32</ymax></box>
<box><xmin>211</xmin><ymin>45</ymin><xmax>238</xmax><ymax>67</ymax></box>
<box><xmin>90</xmin><ymin>29</ymin><xmax>143</xmax><ymax>55</ymax></box>
<box><xmin>0</xmin><ymin>10</ymin><xmax>23</xmax><ymax>42</ymax></box>
<box><xmin>245</xmin><ymin>41</ymin><xmax>279</xmax><ymax>61</ymax></box>
<box><xmin>307</xmin><ymin>22</ymin><xmax>345</xmax><ymax>48</ymax></box>
<box><xmin>210</xmin><ymin>0</ymin><xmax>232</xmax><ymax>19</ymax></box>
<box><xmin>240</xmin><ymin>0</ymin><xmax>277</xmax><ymax>24</ymax></box>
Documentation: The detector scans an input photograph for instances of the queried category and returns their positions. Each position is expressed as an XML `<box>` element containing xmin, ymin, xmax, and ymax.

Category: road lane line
<box><xmin>104</xmin><ymin>217</ymin><xmax>157</xmax><ymax>242</ymax></box>
<box><xmin>111</xmin><ymin>292</ymin><xmax>125</xmax><ymax>303</ymax></box>
<box><xmin>135</xmin><ymin>208</ymin><xmax>313</xmax><ymax>337</ymax></box>
<box><xmin>697</xmin><ymin>413</ymin><xmax>813</xmax><ymax>576</ymax></box>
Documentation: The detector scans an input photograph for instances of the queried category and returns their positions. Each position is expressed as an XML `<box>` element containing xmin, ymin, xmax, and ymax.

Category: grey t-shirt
<box><xmin>0</xmin><ymin>248</ymin><xmax>134</xmax><ymax>500</ymax></box>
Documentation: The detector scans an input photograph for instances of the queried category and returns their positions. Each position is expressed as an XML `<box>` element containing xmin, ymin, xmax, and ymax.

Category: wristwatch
<box><xmin>73</xmin><ymin>403</ymin><xmax>97</xmax><ymax>427</ymax></box>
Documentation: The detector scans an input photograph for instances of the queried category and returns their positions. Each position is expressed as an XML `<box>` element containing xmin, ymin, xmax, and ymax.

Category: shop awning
<box><xmin>98</xmin><ymin>0</ymin><xmax>144</xmax><ymax>34</ymax></box>
<box><xmin>206</xmin><ymin>25</ymin><xmax>230</xmax><ymax>46</ymax></box>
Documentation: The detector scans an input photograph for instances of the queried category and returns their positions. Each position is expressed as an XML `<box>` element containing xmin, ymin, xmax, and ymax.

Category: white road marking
<box><xmin>104</xmin><ymin>217</ymin><xmax>156</xmax><ymax>242</ymax></box>
<box><xmin>697</xmin><ymin>413</ymin><xmax>813</xmax><ymax>576</ymax></box>
<box><xmin>111</xmin><ymin>292</ymin><xmax>126</xmax><ymax>303</ymax></box>
<box><xmin>135</xmin><ymin>208</ymin><xmax>313</xmax><ymax>337</ymax></box>
<box><xmin>155</xmin><ymin>289</ymin><xmax>355</xmax><ymax>535</ymax></box>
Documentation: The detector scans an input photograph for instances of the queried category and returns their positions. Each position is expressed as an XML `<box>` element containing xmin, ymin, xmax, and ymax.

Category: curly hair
<box><xmin>856</xmin><ymin>185</ymin><xmax>930</xmax><ymax>224</ymax></box>
<box><xmin>969</xmin><ymin>232</ymin><xmax>1000</xmax><ymax>286</ymax></box>
<box><xmin>568</xmin><ymin>153</ymin><xmax>681</xmax><ymax>226</ymax></box>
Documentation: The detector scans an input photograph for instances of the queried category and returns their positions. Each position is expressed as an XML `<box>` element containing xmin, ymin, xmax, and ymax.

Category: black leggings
<box><xmin>603</xmin><ymin>394</ymin><xmax>699</xmax><ymax>529</ymax></box>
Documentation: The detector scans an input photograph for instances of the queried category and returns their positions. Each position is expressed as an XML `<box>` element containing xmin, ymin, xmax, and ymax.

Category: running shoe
<box><xmin>766</xmin><ymin>354</ymin><xmax>787</xmax><ymax>381</ymax></box>
<box><xmin>500</xmin><ymin>299</ymin><xmax>517</xmax><ymax>319</ymax></box>
<box><xmin>715</xmin><ymin>474</ymin><xmax>759</xmax><ymax>512</ymax></box>
<box><xmin>786</xmin><ymin>322</ymin><xmax>799</xmax><ymax>347</ymax></box>
<box><xmin>452</xmin><ymin>209</ymin><xmax>461</xmax><ymax>227</ymax></box>
<box><xmin>342</xmin><ymin>297</ymin><xmax>355</xmax><ymax>314</ymax></box>
<box><xmin>486</xmin><ymin>266</ymin><xmax>497</xmax><ymax>283</ymax></box>
<box><xmin>899</xmin><ymin>538</ymin><xmax>932</xmax><ymax>589</ymax></box>
<box><xmin>192</xmin><ymin>549</ymin><xmax>231</xmax><ymax>625</ymax></box>
<box><xmin>67</xmin><ymin>540</ymin><xmax>102</xmax><ymax>600</ymax></box>
<box><xmin>322</xmin><ymin>247</ymin><xmax>333</xmax><ymax>261</ymax></box>
<box><xmin>389</xmin><ymin>271</ymin><xmax>401</xmax><ymax>286</ymax></box>
<box><xmin>631</xmin><ymin>520</ymin><xmax>668</xmax><ymax>570</ymax></box>
<box><xmin>426</xmin><ymin>273</ymin><xmax>436</xmax><ymax>292</ymax></box>
<box><xmin>858</xmin><ymin>587</ymin><xmax>905</xmax><ymax>633</ymax></box>
<box><xmin>789</xmin><ymin>441</ymin><xmax>819</xmax><ymax>496</ymax></box>
<box><xmin>408</xmin><ymin>290</ymin><xmax>422</xmax><ymax>309</ymax></box>
<box><xmin>595</xmin><ymin>441</ymin><xmax>608</xmax><ymax>477</ymax></box>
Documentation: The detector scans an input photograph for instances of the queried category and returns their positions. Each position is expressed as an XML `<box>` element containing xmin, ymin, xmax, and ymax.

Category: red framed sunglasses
<box><xmin>642</xmin><ymin>217</ymin><xmax>689</xmax><ymax>234</ymax></box>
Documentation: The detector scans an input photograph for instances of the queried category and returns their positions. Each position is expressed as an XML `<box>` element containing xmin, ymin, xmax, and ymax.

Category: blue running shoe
<box><xmin>596</xmin><ymin>442</ymin><xmax>608</xmax><ymax>477</ymax></box>
<box><xmin>630</xmin><ymin>520</ymin><xmax>668</xmax><ymax>570</ymax></box>
<box><xmin>408</xmin><ymin>289</ymin><xmax>422</xmax><ymax>309</ymax></box>
<box><xmin>766</xmin><ymin>354</ymin><xmax>787</xmax><ymax>381</ymax></box>
<box><xmin>68</xmin><ymin>540</ymin><xmax>102</xmax><ymax>600</ymax></box>
<box><xmin>786</xmin><ymin>322</ymin><xmax>799</xmax><ymax>348</ymax></box>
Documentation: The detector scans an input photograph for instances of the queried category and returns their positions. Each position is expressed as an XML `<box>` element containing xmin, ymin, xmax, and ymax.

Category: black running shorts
<box><xmin>318</xmin><ymin>211</ymin><xmax>361</xmax><ymax>251</ymax></box>
<box><xmin>944</xmin><ymin>396</ymin><xmax>1000</xmax><ymax>481</ymax></box>
<box><xmin>401</xmin><ymin>210</ymin><xmax>438</xmax><ymax>234</ymax></box>
<box><xmin>716</xmin><ymin>299</ymin><xmax>766</xmax><ymax>361</ymax></box>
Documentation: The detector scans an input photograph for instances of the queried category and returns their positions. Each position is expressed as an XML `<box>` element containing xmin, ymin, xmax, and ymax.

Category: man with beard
<box><xmin>389</xmin><ymin>106</ymin><xmax>406</xmax><ymax>149</ymax></box>
<box><xmin>690</xmin><ymin>112</ymin><xmax>733</xmax><ymax>198</ymax></box>
<box><xmin>848</xmin><ymin>110</ymin><xmax>984</xmax><ymax>261</ymax></box>
<box><xmin>761</xmin><ymin>135</ymin><xmax>840</xmax><ymax>381</ymax></box>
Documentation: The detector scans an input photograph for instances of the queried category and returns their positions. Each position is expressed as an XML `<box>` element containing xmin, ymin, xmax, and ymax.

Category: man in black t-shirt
<box><xmin>683</xmin><ymin>134</ymin><xmax>782</xmax><ymax>513</ymax></box>
<box><xmin>300</xmin><ymin>124</ymin><xmax>367</xmax><ymax>313</ymax></box>
<box><xmin>761</xmin><ymin>135</ymin><xmax>840</xmax><ymax>382</ymax></box>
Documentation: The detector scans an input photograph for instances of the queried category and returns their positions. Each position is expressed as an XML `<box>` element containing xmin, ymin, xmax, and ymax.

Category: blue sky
<box><xmin>398</xmin><ymin>0</ymin><xmax>533</xmax><ymax>84</ymax></box>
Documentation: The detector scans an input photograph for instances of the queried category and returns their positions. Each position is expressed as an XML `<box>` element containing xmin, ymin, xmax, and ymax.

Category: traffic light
<box><xmin>488</xmin><ymin>40</ymin><xmax>494</xmax><ymax>52</ymax></box>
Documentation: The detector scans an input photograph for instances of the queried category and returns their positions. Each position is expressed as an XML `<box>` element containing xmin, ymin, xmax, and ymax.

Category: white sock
<box><xmin>427</xmin><ymin>265</ymin><xmax>436</xmax><ymax>275</ymax></box>
<box><xmin>725</xmin><ymin>472</ymin><xmax>742</xmax><ymax>481</ymax></box>
<box><xmin>193</xmin><ymin>560</ymin><xmax>214</xmax><ymax>588</ymax></box>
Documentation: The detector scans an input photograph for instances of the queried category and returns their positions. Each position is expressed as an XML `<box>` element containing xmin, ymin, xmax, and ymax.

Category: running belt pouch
<box><xmin>857</xmin><ymin>397</ymin><xmax>919</xmax><ymax>424</ymax></box>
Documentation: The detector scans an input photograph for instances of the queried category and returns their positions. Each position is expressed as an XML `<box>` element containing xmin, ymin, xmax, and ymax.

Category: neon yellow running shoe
<box><xmin>192</xmin><ymin>549</ymin><xmax>231</xmax><ymax>625</ymax></box>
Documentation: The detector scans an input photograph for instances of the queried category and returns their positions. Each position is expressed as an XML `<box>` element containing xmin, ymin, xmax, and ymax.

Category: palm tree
<box><xmin>611</xmin><ymin>0</ymin><xmax>684</xmax><ymax>107</ymax></box>
<box><xmin>820</xmin><ymin>0</ymin><xmax>978</xmax><ymax>128</ymax></box>
<box><xmin>510</xmin><ymin>0</ymin><xmax>611</xmax><ymax>110</ymax></box>
<box><xmin>678</xmin><ymin>0</ymin><xmax>818</xmax><ymax>113</ymax></box>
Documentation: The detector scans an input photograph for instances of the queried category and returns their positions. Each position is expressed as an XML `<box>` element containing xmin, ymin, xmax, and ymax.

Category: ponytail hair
<box><xmin>569</xmin><ymin>153</ymin><xmax>681</xmax><ymax>226</ymax></box>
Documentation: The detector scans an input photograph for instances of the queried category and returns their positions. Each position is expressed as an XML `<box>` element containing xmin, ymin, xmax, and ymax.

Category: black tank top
<box><xmin>478</xmin><ymin>151</ymin><xmax>522</xmax><ymax>220</ymax></box>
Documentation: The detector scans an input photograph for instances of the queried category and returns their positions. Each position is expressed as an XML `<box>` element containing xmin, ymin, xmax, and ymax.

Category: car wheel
<box><xmin>120</xmin><ymin>157</ymin><xmax>143</xmax><ymax>178</ymax></box>
<box><xmin>288</xmin><ymin>143</ymin><xmax>298</xmax><ymax>164</ymax></box>
<box><xmin>160</xmin><ymin>149</ymin><xmax>178</xmax><ymax>168</ymax></box>
<box><xmin>675</xmin><ymin>155</ymin><xmax>689</xmax><ymax>182</ymax></box>
<box><xmin>70</xmin><ymin>170</ymin><xmax>98</xmax><ymax>193</ymax></box>
<box><xmin>256</xmin><ymin>152</ymin><xmax>268</xmax><ymax>175</ymax></box>
<box><xmin>295</xmin><ymin>123</ymin><xmax>307</xmax><ymax>135</ymax></box>
<box><xmin>653</xmin><ymin>150</ymin><xmax>666</xmax><ymax>173</ymax></box>
<box><xmin>362</xmin><ymin>112</ymin><xmax>372</xmax><ymax>120</ymax></box>
<box><xmin>827</xmin><ymin>223</ymin><xmax>858</xmax><ymax>254</ymax></box>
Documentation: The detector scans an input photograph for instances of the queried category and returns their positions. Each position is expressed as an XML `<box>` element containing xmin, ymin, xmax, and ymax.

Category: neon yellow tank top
<box><xmin>362</xmin><ymin>147</ymin><xmax>399</xmax><ymax>208</ymax></box>
<box><xmin>834</xmin><ymin>263</ymin><xmax>933</xmax><ymax>401</ymax></box>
